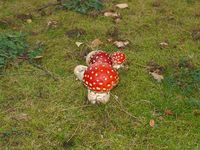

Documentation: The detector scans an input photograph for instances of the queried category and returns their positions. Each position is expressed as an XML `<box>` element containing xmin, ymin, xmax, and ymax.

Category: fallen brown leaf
<box><xmin>147</xmin><ymin>61</ymin><xmax>165</xmax><ymax>74</ymax></box>
<box><xmin>91</xmin><ymin>39</ymin><xmax>103</xmax><ymax>48</ymax></box>
<box><xmin>65</xmin><ymin>28</ymin><xmax>86</xmax><ymax>38</ymax></box>
<box><xmin>113</xmin><ymin>40</ymin><xmax>129</xmax><ymax>48</ymax></box>
<box><xmin>47</xmin><ymin>20</ymin><xmax>59</xmax><ymax>28</ymax></box>
<box><xmin>107</xmin><ymin>38</ymin><xmax>113</xmax><ymax>42</ymax></box>
<box><xmin>158</xmin><ymin>116</ymin><xmax>164</xmax><ymax>120</ymax></box>
<box><xmin>193</xmin><ymin>110</ymin><xmax>200</xmax><ymax>115</ymax></box>
<box><xmin>149</xmin><ymin>119</ymin><xmax>155</xmax><ymax>128</ymax></box>
<box><xmin>13</xmin><ymin>113</ymin><xmax>30</xmax><ymax>121</ymax></box>
<box><xmin>149</xmin><ymin>72</ymin><xmax>164</xmax><ymax>82</ymax></box>
<box><xmin>164</xmin><ymin>109</ymin><xmax>173</xmax><ymax>115</ymax></box>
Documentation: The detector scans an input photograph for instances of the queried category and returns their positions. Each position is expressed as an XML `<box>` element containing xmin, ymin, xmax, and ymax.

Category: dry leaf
<box><xmin>193</xmin><ymin>110</ymin><xmax>200</xmax><ymax>115</ymax></box>
<box><xmin>91</xmin><ymin>39</ymin><xmax>103</xmax><ymax>48</ymax></box>
<box><xmin>107</xmin><ymin>38</ymin><xmax>113</xmax><ymax>42</ymax></box>
<box><xmin>75</xmin><ymin>42</ymin><xmax>83</xmax><ymax>47</ymax></box>
<box><xmin>47</xmin><ymin>20</ymin><xmax>59</xmax><ymax>28</ymax></box>
<box><xmin>104</xmin><ymin>12</ymin><xmax>120</xmax><ymax>18</ymax></box>
<box><xmin>147</xmin><ymin>61</ymin><xmax>164</xmax><ymax>74</ymax></box>
<box><xmin>26</xmin><ymin>19</ymin><xmax>32</xmax><ymax>24</ymax></box>
<box><xmin>158</xmin><ymin>116</ymin><xmax>164</xmax><ymax>120</ymax></box>
<box><xmin>149</xmin><ymin>72</ymin><xmax>164</xmax><ymax>82</ymax></box>
<box><xmin>164</xmin><ymin>109</ymin><xmax>173</xmax><ymax>115</ymax></box>
<box><xmin>33</xmin><ymin>56</ymin><xmax>43</xmax><ymax>60</ymax></box>
<box><xmin>160</xmin><ymin>42</ymin><xmax>168</xmax><ymax>48</ymax></box>
<box><xmin>14</xmin><ymin>113</ymin><xmax>30</xmax><ymax>121</ymax></box>
<box><xmin>113</xmin><ymin>40</ymin><xmax>129</xmax><ymax>48</ymax></box>
<box><xmin>149</xmin><ymin>119</ymin><xmax>155</xmax><ymax>127</ymax></box>
<box><xmin>116</xmin><ymin>3</ymin><xmax>129</xmax><ymax>9</ymax></box>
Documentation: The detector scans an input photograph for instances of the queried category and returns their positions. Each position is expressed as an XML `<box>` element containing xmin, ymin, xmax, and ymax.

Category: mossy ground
<box><xmin>0</xmin><ymin>0</ymin><xmax>200</xmax><ymax>149</ymax></box>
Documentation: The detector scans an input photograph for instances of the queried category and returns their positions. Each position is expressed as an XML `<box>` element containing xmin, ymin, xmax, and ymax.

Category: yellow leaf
<box><xmin>116</xmin><ymin>3</ymin><xmax>129</xmax><ymax>9</ymax></box>
<box><xmin>149</xmin><ymin>72</ymin><xmax>164</xmax><ymax>82</ymax></box>
<box><xmin>104</xmin><ymin>12</ymin><xmax>120</xmax><ymax>18</ymax></box>
<box><xmin>75</xmin><ymin>42</ymin><xmax>83</xmax><ymax>47</ymax></box>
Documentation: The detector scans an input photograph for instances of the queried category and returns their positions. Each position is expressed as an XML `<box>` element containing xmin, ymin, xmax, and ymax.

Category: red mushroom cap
<box><xmin>88</xmin><ymin>51</ymin><xmax>112</xmax><ymax>66</ymax></box>
<box><xmin>111</xmin><ymin>51</ymin><xmax>126</xmax><ymax>64</ymax></box>
<box><xmin>83</xmin><ymin>63</ymin><xmax>119</xmax><ymax>92</ymax></box>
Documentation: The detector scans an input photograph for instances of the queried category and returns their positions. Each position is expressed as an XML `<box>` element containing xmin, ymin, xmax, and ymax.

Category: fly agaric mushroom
<box><xmin>110</xmin><ymin>51</ymin><xmax>126</xmax><ymax>69</ymax></box>
<box><xmin>83</xmin><ymin>63</ymin><xmax>119</xmax><ymax>104</ymax></box>
<box><xmin>86</xmin><ymin>51</ymin><xmax>112</xmax><ymax>66</ymax></box>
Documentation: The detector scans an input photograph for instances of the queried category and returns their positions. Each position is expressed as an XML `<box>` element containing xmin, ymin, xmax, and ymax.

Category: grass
<box><xmin>0</xmin><ymin>0</ymin><xmax>200</xmax><ymax>149</ymax></box>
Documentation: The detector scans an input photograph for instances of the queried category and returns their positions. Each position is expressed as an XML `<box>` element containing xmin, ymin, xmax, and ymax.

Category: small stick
<box><xmin>111</xmin><ymin>93</ymin><xmax>141</xmax><ymax>121</ymax></box>
<box><xmin>66</xmin><ymin>125</ymin><xmax>80</xmax><ymax>144</ymax></box>
<box><xmin>60</xmin><ymin>105</ymin><xmax>92</xmax><ymax>112</ymax></box>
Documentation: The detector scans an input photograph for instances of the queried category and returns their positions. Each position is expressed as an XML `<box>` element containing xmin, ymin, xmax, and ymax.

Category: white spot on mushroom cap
<box><xmin>96</xmin><ymin>87</ymin><xmax>101</xmax><ymax>90</ymax></box>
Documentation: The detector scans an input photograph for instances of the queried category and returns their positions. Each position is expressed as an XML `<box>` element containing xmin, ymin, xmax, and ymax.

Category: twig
<box><xmin>60</xmin><ymin>104</ymin><xmax>92</xmax><ymax>112</ymax></box>
<box><xmin>111</xmin><ymin>93</ymin><xmax>141</xmax><ymax>121</ymax></box>
<box><xmin>66</xmin><ymin>125</ymin><xmax>80</xmax><ymax>143</ymax></box>
<box><xmin>0</xmin><ymin>71</ymin><xmax>35</xmax><ymax>77</ymax></box>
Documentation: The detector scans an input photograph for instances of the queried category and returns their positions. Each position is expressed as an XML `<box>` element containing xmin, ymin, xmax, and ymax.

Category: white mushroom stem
<box><xmin>87</xmin><ymin>89</ymin><xmax>110</xmax><ymax>104</ymax></box>
<box><xmin>86</xmin><ymin>50</ymin><xmax>98</xmax><ymax>65</ymax></box>
<box><xmin>113</xmin><ymin>63</ymin><xmax>124</xmax><ymax>69</ymax></box>
<box><xmin>74</xmin><ymin>65</ymin><xmax>88</xmax><ymax>81</ymax></box>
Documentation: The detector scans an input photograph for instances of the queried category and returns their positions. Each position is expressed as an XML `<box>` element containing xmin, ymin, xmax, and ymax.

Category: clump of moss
<box><xmin>62</xmin><ymin>0</ymin><xmax>103</xmax><ymax>14</ymax></box>
<box><xmin>0</xmin><ymin>32</ymin><xmax>43</xmax><ymax>69</ymax></box>
<box><xmin>164</xmin><ymin>58</ymin><xmax>200</xmax><ymax>97</ymax></box>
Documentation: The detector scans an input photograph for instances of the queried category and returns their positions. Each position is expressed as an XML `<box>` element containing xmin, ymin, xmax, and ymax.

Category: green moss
<box><xmin>0</xmin><ymin>0</ymin><xmax>200</xmax><ymax>149</ymax></box>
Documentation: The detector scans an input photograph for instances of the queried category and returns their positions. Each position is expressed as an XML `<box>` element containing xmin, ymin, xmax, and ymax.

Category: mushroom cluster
<box><xmin>83</xmin><ymin>63</ymin><xmax>118</xmax><ymax>104</ymax></box>
<box><xmin>86</xmin><ymin>50</ymin><xmax>126</xmax><ymax>69</ymax></box>
<box><xmin>74</xmin><ymin>50</ymin><xmax>126</xmax><ymax>104</ymax></box>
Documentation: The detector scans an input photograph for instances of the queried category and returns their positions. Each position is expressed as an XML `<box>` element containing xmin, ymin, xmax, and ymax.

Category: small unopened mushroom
<box><xmin>110</xmin><ymin>51</ymin><xmax>126</xmax><ymax>69</ymax></box>
<box><xmin>74</xmin><ymin>65</ymin><xmax>88</xmax><ymax>81</ymax></box>
<box><xmin>86</xmin><ymin>51</ymin><xmax>112</xmax><ymax>66</ymax></box>
<box><xmin>83</xmin><ymin>63</ymin><xmax>119</xmax><ymax>104</ymax></box>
